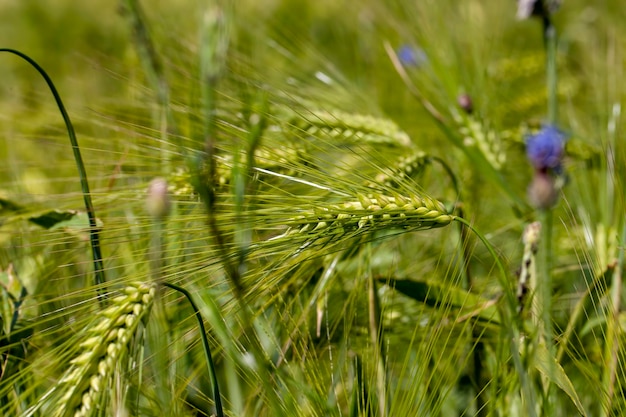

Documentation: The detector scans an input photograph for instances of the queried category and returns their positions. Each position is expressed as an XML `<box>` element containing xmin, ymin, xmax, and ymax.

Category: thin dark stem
<box><xmin>163</xmin><ymin>282</ymin><xmax>224</xmax><ymax>417</ymax></box>
<box><xmin>0</xmin><ymin>48</ymin><xmax>106</xmax><ymax>302</ymax></box>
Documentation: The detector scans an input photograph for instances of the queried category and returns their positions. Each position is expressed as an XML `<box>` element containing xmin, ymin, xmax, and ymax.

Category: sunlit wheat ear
<box><xmin>288</xmin><ymin>108</ymin><xmax>412</xmax><ymax>147</ymax></box>
<box><xmin>452</xmin><ymin>108</ymin><xmax>506</xmax><ymax>170</ymax></box>
<box><xmin>51</xmin><ymin>283</ymin><xmax>155</xmax><ymax>417</ymax></box>
<box><xmin>274</xmin><ymin>192</ymin><xmax>452</xmax><ymax>247</ymax></box>
<box><xmin>369</xmin><ymin>151</ymin><xmax>431</xmax><ymax>189</ymax></box>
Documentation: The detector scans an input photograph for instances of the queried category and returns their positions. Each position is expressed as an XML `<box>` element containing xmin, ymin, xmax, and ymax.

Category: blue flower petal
<box><xmin>525</xmin><ymin>125</ymin><xmax>566</xmax><ymax>170</ymax></box>
<box><xmin>397</xmin><ymin>45</ymin><xmax>428</xmax><ymax>67</ymax></box>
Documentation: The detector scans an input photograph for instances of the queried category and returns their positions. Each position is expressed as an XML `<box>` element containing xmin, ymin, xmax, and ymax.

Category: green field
<box><xmin>1</xmin><ymin>1</ymin><xmax>625</xmax><ymax>416</ymax></box>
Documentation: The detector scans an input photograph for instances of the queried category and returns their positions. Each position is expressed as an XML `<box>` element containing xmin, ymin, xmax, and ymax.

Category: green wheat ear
<box><xmin>286</xmin><ymin>108</ymin><xmax>413</xmax><ymax>147</ymax></box>
<box><xmin>31</xmin><ymin>283</ymin><xmax>155</xmax><ymax>417</ymax></box>
<box><xmin>369</xmin><ymin>151</ymin><xmax>431</xmax><ymax>189</ymax></box>
<box><xmin>452</xmin><ymin>109</ymin><xmax>505</xmax><ymax>170</ymax></box>
<box><xmin>276</xmin><ymin>192</ymin><xmax>452</xmax><ymax>247</ymax></box>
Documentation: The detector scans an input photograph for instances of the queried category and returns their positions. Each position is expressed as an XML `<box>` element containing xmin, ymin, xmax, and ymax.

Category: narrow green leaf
<box><xmin>0</xmin><ymin>196</ymin><xmax>24</xmax><ymax>213</ymax></box>
<box><xmin>26</xmin><ymin>210</ymin><xmax>103</xmax><ymax>231</ymax></box>
<box><xmin>28</xmin><ymin>210</ymin><xmax>78</xmax><ymax>229</ymax></box>
<box><xmin>380</xmin><ymin>278</ymin><xmax>500</xmax><ymax>325</ymax></box>
<box><xmin>534</xmin><ymin>342</ymin><xmax>587</xmax><ymax>416</ymax></box>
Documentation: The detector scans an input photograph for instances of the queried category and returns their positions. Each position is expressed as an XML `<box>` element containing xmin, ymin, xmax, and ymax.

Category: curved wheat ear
<box><xmin>289</xmin><ymin>109</ymin><xmax>412</xmax><ymax>147</ymax></box>
<box><xmin>370</xmin><ymin>151</ymin><xmax>431</xmax><ymax>189</ymax></box>
<box><xmin>51</xmin><ymin>283</ymin><xmax>155</xmax><ymax>417</ymax></box>
<box><xmin>275</xmin><ymin>193</ymin><xmax>452</xmax><ymax>247</ymax></box>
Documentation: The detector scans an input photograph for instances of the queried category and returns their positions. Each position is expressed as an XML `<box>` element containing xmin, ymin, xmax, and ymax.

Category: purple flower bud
<box><xmin>527</xmin><ymin>171</ymin><xmax>559</xmax><ymax>209</ymax></box>
<box><xmin>146</xmin><ymin>177</ymin><xmax>171</xmax><ymax>220</ymax></box>
<box><xmin>525</xmin><ymin>125</ymin><xmax>566</xmax><ymax>171</ymax></box>
<box><xmin>457</xmin><ymin>94</ymin><xmax>473</xmax><ymax>114</ymax></box>
<box><xmin>516</xmin><ymin>0</ymin><xmax>561</xmax><ymax>20</ymax></box>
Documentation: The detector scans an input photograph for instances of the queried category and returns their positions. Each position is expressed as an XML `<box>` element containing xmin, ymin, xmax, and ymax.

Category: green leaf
<box><xmin>380</xmin><ymin>277</ymin><xmax>500</xmax><ymax>325</ymax></box>
<box><xmin>28</xmin><ymin>209</ymin><xmax>78</xmax><ymax>229</ymax></box>
<box><xmin>0</xmin><ymin>196</ymin><xmax>24</xmax><ymax>213</ymax></box>
<box><xmin>534</xmin><ymin>342</ymin><xmax>587</xmax><ymax>416</ymax></box>
<box><xmin>27</xmin><ymin>210</ymin><xmax>102</xmax><ymax>231</ymax></box>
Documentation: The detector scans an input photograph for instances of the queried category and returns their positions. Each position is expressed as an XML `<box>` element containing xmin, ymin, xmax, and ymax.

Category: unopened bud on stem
<box><xmin>146</xmin><ymin>177</ymin><xmax>171</xmax><ymax>219</ymax></box>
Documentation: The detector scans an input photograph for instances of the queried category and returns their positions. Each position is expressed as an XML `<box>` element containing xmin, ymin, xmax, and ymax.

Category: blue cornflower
<box><xmin>525</xmin><ymin>125</ymin><xmax>566</xmax><ymax>171</ymax></box>
<box><xmin>397</xmin><ymin>45</ymin><xmax>428</xmax><ymax>68</ymax></box>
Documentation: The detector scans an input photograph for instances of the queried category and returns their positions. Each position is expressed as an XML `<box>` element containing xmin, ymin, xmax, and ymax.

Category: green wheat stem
<box><xmin>366</xmin><ymin>244</ymin><xmax>387</xmax><ymax>417</ymax></box>
<box><xmin>456</xmin><ymin>206</ymin><xmax>487</xmax><ymax>417</ymax></box>
<box><xmin>538</xmin><ymin>210</ymin><xmax>554</xmax><ymax>348</ymax></box>
<box><xmin>538</xmin><ymin>209</ymin><xmax>555</xmax><ymax>416</ymax></box>
<box><xmin>452</xmin><ymin>215</ymin><xmax>537</xmax><ymax>417</ymax></box>
<box><xmin>541</xmin><ymin>13</ymin><xmax>558</xmax><ymax>416</ymax></box>
<box><xmin>123</xmin><ymin>0</ymin><xmax>179</xmax><ymax>171</ymax></box>
<box><xmin>603</xmin><ymin>223</ymin><xmax>626</xmax><ymax>414</ymax></box>
<box><xmin>0</xmin><ymin>48</ymin><xmax>106</xmax><ymax>301</ymax></box>
<box><xmin>234</xmin><ymin>95</ymin><xmax>266</xmax><ymax>277</ymax></box>
<box><xmin>431</xmin><ymin>156</ymin><xmax>460</xmax><ymax>197</ymax></box>
<box><xmin>163</xmin><ymin>282</ymin><xmax>224</xmax><ymax>417</ymax></box>
<box><xmin>544</xmin><ymin>18</ymin><xmax>558</xmax><ymax>124</ymax></box>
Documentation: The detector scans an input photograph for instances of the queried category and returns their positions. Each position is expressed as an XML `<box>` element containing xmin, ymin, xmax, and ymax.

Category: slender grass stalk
<box><xmin>122</xmin><ymin>0</ymin><xmax>178</xmax><ymax>168</ymax></box>
<box><xmin>195</xmin><ymin>8</ymin><xmax>287</xmax><ymax>412</ymax></box>
<box><xmin>366</xmin><ymin>244</ymin><xmax>387</xmax><ymax>417</ymax></box>
<box><xmin>350</xmin><ymin>354</ymin><xmax>371</xmax><ymax>417</ymax></box>
<box><xmin>456</xmin><ymin>206</ymin><xmax>487</xmax><ymax>417</ymax></box>
<box><xmin>537</xmin><ymin>213</ymin><xmax>554</xmax><ymax>336</ymax></box>
<box><xmin>163</xmin><ymin>282</ymin><xmax>224</xmax><ymax>417</ymax></box>
<box><xmin>234</xmin><ymin>95</ymin><xmax>267</xmax><ymax>280</ymax></box>
<box><xmin>602</xmin><ymin>223</ymin><xmax>626</xmax><ymax>414</ymax></box>
<box><xmin>540</xmin><ymin>11</ymin><xmax>558</xmax><ymax>416</ymax></box>
<box><xmin>544</xmin><ymin>18</ymin><xmax>558</xmax><ymax>125</ymax></box>
<box><xmin>146</xmin><ymin>178</ymin><xmax>174</xmax><ymax>415</ymax></box>
<box><xmin>537</xmin><ymin>210</ymin><xmax>555</xmax><ymax>379</ymax></box>
<box><xmin>0</xmin><ymin>48</ymin><xmax>106</xmax><ymax>301</ymax></box>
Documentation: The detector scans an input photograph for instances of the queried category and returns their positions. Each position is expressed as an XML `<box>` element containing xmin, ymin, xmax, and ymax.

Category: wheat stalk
<box><xmin>48</xmin><ymin>283</ymin><xmax>155</xmax><ymax>417</ymax></box>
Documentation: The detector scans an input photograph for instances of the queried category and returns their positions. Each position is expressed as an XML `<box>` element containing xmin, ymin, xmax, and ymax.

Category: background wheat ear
<box><xmin>33</xmin><ymin>283</ymin><xmax>155</xmax><ymax>417</ymax></box>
